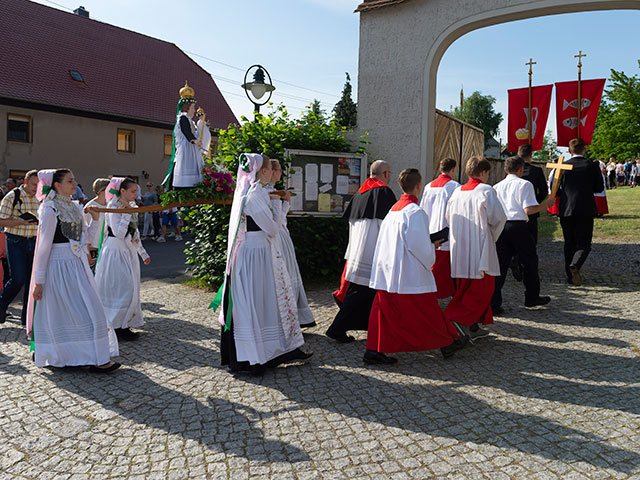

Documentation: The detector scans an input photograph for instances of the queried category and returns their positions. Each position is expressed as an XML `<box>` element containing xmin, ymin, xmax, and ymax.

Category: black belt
<box><xmin>506</xmin><ymin>220</ymin><xmax>527</xmax><ymax>223</ymax></box>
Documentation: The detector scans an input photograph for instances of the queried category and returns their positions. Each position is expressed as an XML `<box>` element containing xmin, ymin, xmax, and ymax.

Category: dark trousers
<box><xmin>560</xmin><ymin>216</ymin><xmax>594</xmax><ymax>280</ymax></box>
<box><xmin>1</xmin><ymin>234</ymin><xmax>36</xmax><ymax>323</ymax></box>
<box><xmin>492</xmin><ymin>221</ymin><xmax>540</xmax><ymax>308</ymax></box>
<box><xmin>526</xmin><ymin>215</ymin><xmax>538</xmax><ymax>244</ymax></box>
<box><xmin>327</xmin><ymin>282</ymin><xmax>377</xmax><ymax>335</ymax></box>
<box><xmin>152</xmin><ymin>212</ymin><xmax>161</xmax><ymax>237</ymax></box>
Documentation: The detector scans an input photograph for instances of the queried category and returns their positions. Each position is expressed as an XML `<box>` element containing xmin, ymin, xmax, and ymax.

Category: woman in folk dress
<box><xmin>95</xmin><ymin>178</ymin><xmax>150</xmax><ymax>341</ymax></box>
<box><xmin>28</xmin><ymin>169</ymin><xmax>120</xmax><ymax>372</ymax></box>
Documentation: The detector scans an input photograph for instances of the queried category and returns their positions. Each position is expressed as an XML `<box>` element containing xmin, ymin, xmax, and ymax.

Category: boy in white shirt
<box><xmin>491</xmin><ymin>156</ymin><xmax>555</xmax><ymax>313</ymax></box>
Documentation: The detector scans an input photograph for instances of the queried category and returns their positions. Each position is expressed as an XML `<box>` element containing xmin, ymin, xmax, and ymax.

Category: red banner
<box><xmin>555</xmin><ymin>78</ymin><xmax>605</xmax><ymax>146</ymax></box>
<box><xmin>507</xmin><ymin>84</ymin><xmax>553</xmax><ymax>152</ymax></box>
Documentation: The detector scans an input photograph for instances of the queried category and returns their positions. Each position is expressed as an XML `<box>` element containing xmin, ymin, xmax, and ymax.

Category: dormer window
<box><xmin>69</xmin><ymin>70</ymin><xmax>84</xmax><ymax>83</ymax></box>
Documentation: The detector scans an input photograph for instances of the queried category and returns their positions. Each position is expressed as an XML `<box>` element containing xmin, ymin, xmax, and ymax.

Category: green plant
<box><xmin>182</xmin><ymin>103</ymin><xmax>366</xmax><ymax>288</ymax></box>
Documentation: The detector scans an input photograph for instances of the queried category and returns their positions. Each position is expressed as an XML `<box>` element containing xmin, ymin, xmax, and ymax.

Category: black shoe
<box><xmin>332</xmin><ymin>293</ymin><xmax>343</xmax><ymax>308</ymax></box>
<box><xmin>440</xmin><ymin>335</ymin><xmax>469</xmax><ymax>359</ymax></box>
<box><xmin>0</xmin><ymin>309</ymin><xmax>6</xmax><ymax>324</ymax></box>
<box><xmin>250</xmin><ymin>364</ymin><xmax>267</xmax><ymax>376</ymax></box>
<box><xmin>326</xmin><ymin>330</ymin><xmax>355</xmax><ymax>343</ymax></box>
<box><xmin>300</xmin><ymin>321</ymin><xmax>317</xmax><ymax>329</ymax></box>
<box><xmin>289</xmin><ymin>348</ymin><xmax>313</xmax><ymax>361</ymax></box>
<box><xmin>363</xmin><ymin>350</ymin><xmax>398</xmax><ymax>365</ymax></box>
<box><xmin>115</xmin><ymin>328</ymin><xmax>140</xmax><ymax>341</ymax></box>
<box><xmin>492</xmin><ymin>305</ymin><xmax>504</xmax><ymax>315</ymax></box>
<box><xmin>525</xmin><ymin>296</ymin><xmax>551</xmax><ymax>308</ymax></box>
<box><xmin>88</xmin><ymin>362</ymin><xmax>121</xmax><ymax>373</ymax></box>
<box><xmin>569</xmin><ymin>265</ymin><xmax>582</xmax><ymax>286</ymax></box>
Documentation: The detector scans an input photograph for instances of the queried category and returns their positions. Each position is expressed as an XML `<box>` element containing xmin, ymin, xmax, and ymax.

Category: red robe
<box><xmin>444</xmin><ymin>178</ymin><xmax>495</xmax><ymax>327</ymax></box>
<box><xmin>366</xmin><ymin>195</ymin><xmax>459</xmax><ymax>353</ymax></box>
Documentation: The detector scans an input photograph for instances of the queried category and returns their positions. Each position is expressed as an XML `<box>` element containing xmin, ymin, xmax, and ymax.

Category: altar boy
<box><xmin>364</xmin><ymin>169</ymin><xmax>466</xmax><ymax>365</ymax></box>
<box><xmin>444</xmin><ymin>157</ymin><xmax>506</xmax><ymax>341</ymax></box>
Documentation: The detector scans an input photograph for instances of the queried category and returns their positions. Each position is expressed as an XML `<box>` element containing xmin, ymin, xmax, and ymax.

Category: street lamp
<box><xmin>241</xmin><ymin>64</ymin><xmax>275</xmax><ymax>118</ymax></box>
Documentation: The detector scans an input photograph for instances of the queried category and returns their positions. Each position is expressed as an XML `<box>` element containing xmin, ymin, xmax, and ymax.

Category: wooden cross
<box><xmin>546</xmin><ymin>156</ymin><xmax>573</xmax><ymax>197</ymax></box>
<box><xmin>526</xmin><ymin>58</ymin><xmax>536</xmax><ymax>75</ymax></box>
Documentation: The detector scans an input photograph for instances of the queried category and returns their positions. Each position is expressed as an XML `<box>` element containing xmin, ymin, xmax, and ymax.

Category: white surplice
<box><xmin>95</xmin><ymin>199</ymin><xmax>149</xmax><ymax>329</ymax></box>
<box><xmin>369</xmin><ymin>203</ymin><xmax>437</xmax><ymax>294</ymax></box>
<box><xmin>31</xmin><ymin>200</ymin><xmax>118</xmax><ymax>367</ymax></box>
<box><xmin>231</xmin><ymin>185</ymin><xmax>304</xmax><ymax>366</ymax></box>
<box><xmin>173</xmin><ymin>112</ymin><xmax>203</xmax><ymax>187</ymax></box>
<box><xmin>83</xmin><ymin>197</ymin><xmax>106</xmax><ymax>248</ymax></box>
<box><xmin>343</xmin><ymin>218</ymin><xmax>382</xmax><ymax>286</ymax></box>
<box><xmin>420</xmin><ymin>176</ymin><xmax>460</xmax><ymax>251</ymax></box>
<box><xmin>446</xmin><ymin>183</ymin><xmax>506</xmax><ymax>279</ymax></box>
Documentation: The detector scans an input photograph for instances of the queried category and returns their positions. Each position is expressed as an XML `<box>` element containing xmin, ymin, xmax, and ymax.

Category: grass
<box><xmin>538</xmin><ymin>187</ymin><xmax>640</xmax><ymax>241</ymax></box>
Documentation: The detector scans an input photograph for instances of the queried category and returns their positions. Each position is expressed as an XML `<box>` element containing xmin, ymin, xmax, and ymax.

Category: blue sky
<box><xmin>31</xmin><ymin>0</ymin><xmax>640</xmax><ymax>146</ymax></box>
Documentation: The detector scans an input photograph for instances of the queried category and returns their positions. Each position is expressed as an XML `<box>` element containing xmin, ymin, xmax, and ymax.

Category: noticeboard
<box><xmin>284</xmin><ymin>149</ymin><xmax>368</xmax><ymax>217</ymax></box>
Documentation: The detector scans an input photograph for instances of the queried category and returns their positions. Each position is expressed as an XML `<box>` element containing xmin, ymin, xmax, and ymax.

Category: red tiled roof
<box><xmin>0</xmin><ymin>0</ymin><xmax>237</xmax><ymax>129</ymax></box>
<box><xmin>355</xmin><ymin>0</ymin><xmax>410</xmax><ymax>13</ymax></box>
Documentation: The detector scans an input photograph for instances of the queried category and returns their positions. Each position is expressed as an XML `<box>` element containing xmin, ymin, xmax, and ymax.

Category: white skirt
<box><xmin>173</xmin><ymin>140</ymin><xmax>203</xmax><ymax>187</ymax></box>
<box><xmin>95</xmin><ymin>236</ymin><xmax>144</xmax><ymax>329</ymax></box>
<box><xmin>33</xmin><ymin>244</ymin><xmax>118</xmax><ymax>367</ymax></box>
<box><xmin>278</xmin><ymin>227</ymin><xmax>315</xmax><ymax>326</ymax></box>
<box><xmin>231</xmin><ymin>232</ymin><xmax>304</xmax><ymax>365</ymax></box>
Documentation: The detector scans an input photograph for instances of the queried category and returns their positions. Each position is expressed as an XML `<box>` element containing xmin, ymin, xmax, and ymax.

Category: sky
<box><xmin>30</xmin><ymin>0</ymin><xmax>640</xmax><ymax>148</ymax></box>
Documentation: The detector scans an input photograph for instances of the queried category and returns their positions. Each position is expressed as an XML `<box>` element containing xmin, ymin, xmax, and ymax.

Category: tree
<box><xmin>450</xmin><ymin>91</ymin><xmax>503</xmax><ymax>149</ymax></box>
<box><xmin>590</xmin><ymin>63</ymin><xmax>640</xmax><ymax>160</ymax></box>
<box><xmin>333</xmin><ymin>73</ymin><xmax>357</xmax><ymax>129</ymax></box>
<box><xmin>532</xmin><ymin>130</ymin><xmax>562</xmax><ymax>163</ymax></box>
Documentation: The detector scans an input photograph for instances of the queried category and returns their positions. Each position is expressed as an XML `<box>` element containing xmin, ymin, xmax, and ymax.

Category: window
<box><xmin>117</xmin><ymin>129</ymin><xmax>135</xmax><ymax>153</ymax></box>
<box><xmin>164</xmin><ymin>134</ymin><xmax>173</xmax><ymax>156</ymax></box>
<box><xmin>7</xmin><ymin>114</ymin><xmax>32</xmax><ymax>143</ymax></box>
<box><xmin>69</xmin><ymin>70</ymin><xmax>84</xmax><ymax>83</ymax></box>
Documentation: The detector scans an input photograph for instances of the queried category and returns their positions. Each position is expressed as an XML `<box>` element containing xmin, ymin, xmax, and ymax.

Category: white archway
<box><xmin>355</xmin><ymin>0</ymin><xmax>640</xmax><ymax>181</ymax></box>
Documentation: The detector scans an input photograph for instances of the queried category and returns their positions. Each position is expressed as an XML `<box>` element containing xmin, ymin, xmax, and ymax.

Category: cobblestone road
<box><xmin>0</xmin><ymin>239</ymin><xmax>639</xmax><ymax>479</ymax></box>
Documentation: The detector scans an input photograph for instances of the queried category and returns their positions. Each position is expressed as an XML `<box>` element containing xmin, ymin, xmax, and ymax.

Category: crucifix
<box><xmin>546</xmin><ymin>155</ymin><xmax>573</xmax><ymax>197</ymax></box>
<box><xmin>526</xmin><ymin>58</ymin><xmax>536</xmax><ymax>144</ymax></box>
<box><xmin>574</xmin><ymin>50</ymin><xmax>586</xmax><ymax>138</ymax></box>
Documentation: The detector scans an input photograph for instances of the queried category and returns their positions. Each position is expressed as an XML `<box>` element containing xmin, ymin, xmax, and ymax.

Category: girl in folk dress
<box><xmin>28</xmin><ymin>169</ymin><xmax>120</xmax><ymax>372</ymax></box>
<box><xmin>95</xmin><ymin>178</ymin><xmax>150</xmax><ymax>341</ymax></box>
<box><xmin>268</xmin><ymin>160</ymin><xmax>315</xmax><ymax>328</ymax></box>
<box><xmin>218</xmin><ymin>153</ymin><xmax>311</xmax><ymax>376</ymax></box>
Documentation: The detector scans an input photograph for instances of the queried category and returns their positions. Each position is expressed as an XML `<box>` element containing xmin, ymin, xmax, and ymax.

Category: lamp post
<box><xmin>241</xmin><ymin>65</ymin><xmax>275</xmax><ymax>120</ymax></box>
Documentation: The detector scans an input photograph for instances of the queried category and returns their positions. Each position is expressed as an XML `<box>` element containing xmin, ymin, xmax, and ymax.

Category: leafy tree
<box><xmin>532</xmin><ymin>130</ymin><xmax>562</xmax><ymax>163</ymax></box>
<box><xmin>590</xmin><ymin>63</ymin><xmax>640</xmax><ymax>159</ymax></box>
<box><xmin>451</xmin><ymin>91</ymin><xmax>503</xmax><ymax>149</ymax></box>
<box><xmin>310</xmin><ymin>99</ymin><xmax>326</xmax><ymax>123</ymax></box>
<box><xmin>333</xmin><ymin>73</ymin><xmax>357</xmax><ymax>129</ymax></box>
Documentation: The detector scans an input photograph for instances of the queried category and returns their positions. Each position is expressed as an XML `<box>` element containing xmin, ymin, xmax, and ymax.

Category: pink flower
<box><xmin>216</xmin><ymin>186</ymin><xmax>222</xmax><ymax>191</ymax></box>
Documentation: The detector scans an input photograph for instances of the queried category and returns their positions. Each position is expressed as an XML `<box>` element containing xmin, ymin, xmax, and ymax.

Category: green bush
<box><xmin>183</xmin><ymin>103</ymin><xmax>366</xmax><ymax>288</ymax></box>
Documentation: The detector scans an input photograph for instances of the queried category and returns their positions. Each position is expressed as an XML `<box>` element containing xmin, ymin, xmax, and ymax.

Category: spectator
<box><xmin>141</xmin><ymin>182</ymin><xmax>160</xmax><ymax>239</ymax></box>
<box><xmin>72</xmin><ymin>184</ymin><xmax>88</xmax><ymax>204</ymax></box>
<box><xmin>5</xmin><ymin>178</ymin><xmax>17</xmax><ymax>192</ymax></box>
<box><xmin>606</xmin><ymin>158</ymin><xmax>617</xmax><ymax>189</ymax></box>
<box><xmin>156</xmin><ymin>207</ymin><xmax>182</xmax><ymax>242</ymax></box>
<box><xmin>152</xmin><ymin>185</ymin><xmax>163</xmax><ymax>239</ymax></box>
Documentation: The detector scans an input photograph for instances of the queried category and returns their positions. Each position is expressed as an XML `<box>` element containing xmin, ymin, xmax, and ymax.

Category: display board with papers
<box><xmin>284</xmin><ymin>149</ymin><xmax>368</xmax><ymax>216</ymax></box>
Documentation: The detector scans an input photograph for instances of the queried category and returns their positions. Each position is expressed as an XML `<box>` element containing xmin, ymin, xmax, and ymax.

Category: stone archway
<box><xmin>355</xmin><ymin>0</ymin><xmax>640</xmax><ymax>182</ymax></box>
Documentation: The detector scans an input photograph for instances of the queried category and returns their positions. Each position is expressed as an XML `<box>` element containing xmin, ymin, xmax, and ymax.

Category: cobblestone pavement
<box><xmin>0</xmin><ymin>239</ymin><xmax>639</xmax><ymax>479</ymax></box>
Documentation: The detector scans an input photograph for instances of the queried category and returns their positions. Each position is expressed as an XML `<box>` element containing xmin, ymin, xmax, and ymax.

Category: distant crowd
<box><xmin>604</xmin><ymin>158</ymin><xmax>639</xmax><ymax>189</ymax></box>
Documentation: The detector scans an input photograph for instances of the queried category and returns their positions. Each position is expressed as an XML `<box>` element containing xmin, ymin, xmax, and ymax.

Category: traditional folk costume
<box><xmin>326</xmin><ymin>178</ymin><xmax>396</xmax><ymax>341</ymax></box>
<box><xmin>594</xmin><ymin>172</ymin><xmax>609</xmax><ymax>216</ymax></box>
<box><xmin>491</xmin><ymin>174</ymin><xmax>544</xmax><ymax>309</ymax></box>
<box><xmin>419</xmin><ymin>173</ymin><xmax>460</xmax><ymax>299</ymax></box>
<box><xmin>164</xmin><ymin>82</ymin><xmax>205</xmax><ymax>189</ymax></box>
<box><xmin>216</xmin><ymin>154</ymin><xmax>306</xmax><ymax>373</ymax></box>
<box><xmin>26</xmin><ymin>170</ymin><xmax>118</xmax><ymax>367</ymax></box>
<box><xmin>367</xmin><ymin>195</ymin><xmax>461</xmax><ymax>356</ymax></box>
<box><xmin>94</xmin><ymin>178</ymin><xmax>149</xmax><ymax>333</ymax></box>
<box><xmin>266</xmin><ymin>185</ymin><xmax>315</xmax><ymax>328</ymax></box>
<box><xmin>546</xmin><ymin>170</ymin><xmax>560</xmax><ymax>215</ymax></box>
<box><xmin>445</xmin><ymin>179</ymin><xmax>506</xmax><ymax>327</ymax></box>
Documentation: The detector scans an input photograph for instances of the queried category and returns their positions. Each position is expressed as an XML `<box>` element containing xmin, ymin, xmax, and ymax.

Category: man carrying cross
<box><xmin>555</xmin><ymin>138</ymin><xmax>604</xmax><ymax>286</ymax></box>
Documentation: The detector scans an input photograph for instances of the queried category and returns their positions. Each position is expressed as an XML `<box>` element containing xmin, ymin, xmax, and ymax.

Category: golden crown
<box><xmin>179</xmin><ymin>81</ymin><xmax>195</xmax><ymax>98</ymax></box>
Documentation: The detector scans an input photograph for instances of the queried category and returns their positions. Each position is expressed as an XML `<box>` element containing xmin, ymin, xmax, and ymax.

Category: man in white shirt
<box><xmin>491</xmin><ymin>157</ymin><xmax>555</xmax><ymax>313</ymax></box>
<box><xmin>445</xmin><ymin>157</ymin><xmax>506</xmax><ymax>341</ymax></box>
<box><xmin>419</xmin><ymin>158</ymin><xmax>460</xmax><ymax>298</ymax></box>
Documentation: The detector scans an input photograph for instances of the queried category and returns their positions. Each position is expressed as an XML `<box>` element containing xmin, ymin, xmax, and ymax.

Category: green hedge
<box><xmin>182</xmin><ymin>104</ymin><xmax>365</xmax><ymax>289</ymax></box>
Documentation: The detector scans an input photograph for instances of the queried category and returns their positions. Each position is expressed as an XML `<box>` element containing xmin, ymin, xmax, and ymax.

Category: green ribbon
<box><xmin>108</xmin><ymin>187</ymin><xmax>119</xmax><ymax>196</ymax></box>
<box><xmin>95</xmin><ymin>216</ymin><xmax>106</xmax><ymax>265</ymax></box>
<box><xmin>30</xmin><ymin>300</ymin><xmax>37</xmax><ymax>352</ymax></box>
<box><xmin>42</xmin><ymin>186</ymin><xmax>51</xmax><ymax>195</ymax></box>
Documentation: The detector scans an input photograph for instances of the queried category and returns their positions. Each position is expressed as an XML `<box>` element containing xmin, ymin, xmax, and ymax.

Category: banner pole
<box><xmin>526</xmin><ymin>58</ymin><xmax>536</xmax><ymax>145</ymax></box>
<box><xmin>575</xmin><ymin>50</ymin><xmax>586</xmax><ymax>139</ymax></box>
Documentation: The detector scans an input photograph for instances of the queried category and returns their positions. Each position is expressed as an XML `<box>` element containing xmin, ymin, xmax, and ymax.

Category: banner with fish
<box><xmin>507</xmin><ymin>84</ymin><xmax>553</xmax><ymax>152</ymax></box>
<box><xmin>555</xmin><ymin>78</ymin><xmax>605</xmax><ymax>146</ymax></box>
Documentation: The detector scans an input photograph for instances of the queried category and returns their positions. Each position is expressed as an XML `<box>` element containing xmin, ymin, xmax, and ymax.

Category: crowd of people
<box><xmin>605</xmin><ymin>157</ymin><xmax>640</xmax><ymax>188</ymax></box>
<box><xmin>0</xmin><ymin>136</ymin><xmax>611</xmax><ymax>375</ymax></box>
